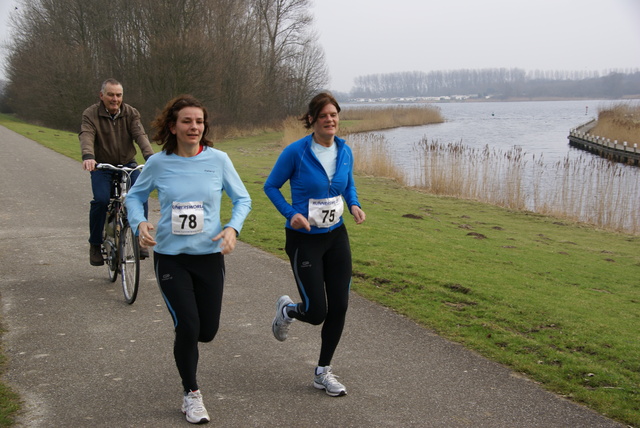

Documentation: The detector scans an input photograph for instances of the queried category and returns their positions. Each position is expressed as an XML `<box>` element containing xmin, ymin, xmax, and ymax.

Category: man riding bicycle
<box><xmin>79</xmin><ymin>78</ymin><xmax>154</xmax><ymax>266</ymax></box>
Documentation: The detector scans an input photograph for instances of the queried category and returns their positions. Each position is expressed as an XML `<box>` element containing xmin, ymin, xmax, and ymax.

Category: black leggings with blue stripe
<box><xmin>285</xmin><ymin>224</ymin><xmax>352</xmax><ymax>367</ymax></box>
<box><xmin>154</xmin><ymin>252</ymin><xmax>225</xmax><ymax>393</ymax></box>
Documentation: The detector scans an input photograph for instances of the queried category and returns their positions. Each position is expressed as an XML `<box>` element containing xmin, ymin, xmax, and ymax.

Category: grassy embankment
<box><xmin>0</xmin><ymin>106</ymin><xmax>638</xmax><ymax>427</ymax></box>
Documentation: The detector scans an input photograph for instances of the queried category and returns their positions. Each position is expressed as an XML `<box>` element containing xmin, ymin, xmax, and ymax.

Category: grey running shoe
<box><xmin>313</xmin><ymin>366</ymin><xmax>347</xmax><ymax>397</ymax></box>
<box><xmin>182</xmin><ymin>390</ymin><xmax>210</xmax><ymax>424</ymax></box>
<box><xmin>272</xmin><ymin>295</ymin><xmax>294</xmax><ymax>341</ymax></box>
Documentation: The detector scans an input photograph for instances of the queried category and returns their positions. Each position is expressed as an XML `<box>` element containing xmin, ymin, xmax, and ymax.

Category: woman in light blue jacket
<box><xmin>126</xmin><ymin>95</ymin><xmax>251</xmax><ymax>424</ymax></box>
<box><xmin>264</xmin><ymin>92</ymin><xmax>366</xmax><ymax>397</ymax></box>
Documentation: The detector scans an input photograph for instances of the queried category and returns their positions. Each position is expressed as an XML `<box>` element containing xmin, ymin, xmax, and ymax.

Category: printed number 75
<box><xmin>322</xmin><ymin>209</ymin><xmax>336</xmax><ymax>223</ymax></box>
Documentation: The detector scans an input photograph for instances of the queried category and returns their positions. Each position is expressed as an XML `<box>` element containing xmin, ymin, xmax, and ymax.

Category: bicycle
<box><xmin>97</xmin><ymin>163</ymin><xmax>144</xmax><ymax>304</ymax></box>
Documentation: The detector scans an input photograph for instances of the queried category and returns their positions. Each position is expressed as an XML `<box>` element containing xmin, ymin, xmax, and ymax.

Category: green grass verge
<box><xmin>1</xmin><ymin>113</ymin><xmax>638</xmax><ymax>426</ymax></box>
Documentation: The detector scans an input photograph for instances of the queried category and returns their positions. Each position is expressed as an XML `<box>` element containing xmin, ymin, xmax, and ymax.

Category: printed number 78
<box><xmin>179</xmin><ymin>214</ymin><xmax>198</xmax><ymax>229</ymax></box>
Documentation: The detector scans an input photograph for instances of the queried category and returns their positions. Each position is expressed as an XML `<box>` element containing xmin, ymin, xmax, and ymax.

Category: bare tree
<box><xmin>204</xmin><ymin>0</ymin><xmax>262</xmax><ymax>125</ymax></box>
<box><xmin>253</xmin><ymin>0</ymin><xmax>316</xmax><ymax>120</ymax></box>
<box><xmin>3</xmin><ymin>0</ymin><xmax>329</xmax><ymax>130</ymax></box>
<box><xmin>350</xmin><ymin>68</ymin><xmax>640</xmax><ymax>99</ymax></box>
<box><xmin>281</xmin><ymin>32</ymin><xmax>328</xmax><ymax>115</ymax></box>
<box><xmin>5</xmin><ymin>0</ymin><xmax>97</xmax><ymax>128</ymax></box>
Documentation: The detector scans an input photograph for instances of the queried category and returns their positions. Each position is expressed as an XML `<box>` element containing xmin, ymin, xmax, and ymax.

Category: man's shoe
<box><xmin>90</xmin><ymin>244</ymin><xmax>104</xmax><ymax>266</ymax></box>
<box><xmin>181</xmin><ymin>390</ymin><xmax>210</xmax><ymax>424</ymax></box>
<box><xmin>314</xmin><ymin>366</ymin><xmax>347</xmax><ymax>397</ymax></box>
<box><xmin>272</xmin><ymin>295</ymin><xmax>294</xmax><ymax>341</ymax></box>
<box><xmin>139</xmin><ymin>246</ymin><xmax>149</xmax><ymax>260</ymax></box>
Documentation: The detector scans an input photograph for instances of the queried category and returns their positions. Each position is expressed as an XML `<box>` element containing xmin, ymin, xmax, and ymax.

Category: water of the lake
<box><xmin>344</xmin><ymin>100</ymin><xmax>640</xmax><ymax>234</ymax></box>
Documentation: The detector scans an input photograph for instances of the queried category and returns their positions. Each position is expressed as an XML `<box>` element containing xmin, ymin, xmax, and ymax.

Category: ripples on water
<box><xmin>345</xmin><ymin>100</ymin><xmax>640</xmax><ymax>234</ymax></box>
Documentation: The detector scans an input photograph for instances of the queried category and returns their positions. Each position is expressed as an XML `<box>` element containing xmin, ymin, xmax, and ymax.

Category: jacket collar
<box><xmin>98</xmin><ymin>102</ymin><xmax>125</xmax><ymax>119</ymax></box>
<box><xmin>306</xmin><ymin>133</ymin><xmax>345</xmax><ymax>149</ymax></box>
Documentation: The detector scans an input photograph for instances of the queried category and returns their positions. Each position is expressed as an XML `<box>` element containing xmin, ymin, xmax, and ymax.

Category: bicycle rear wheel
<box><xmin>119</xmin><ymin>223</ymin><xmax>140</xmax><ymax>304</ymax></box>
<box><xmin>105</xmin><ymin>239</ymin><xmax>118</xmax><ymax>282</ymax></box>
<box><xmin>103</xmin><ymin>230</ymin><xmax>118</xmax><ymax>282</ymax></box>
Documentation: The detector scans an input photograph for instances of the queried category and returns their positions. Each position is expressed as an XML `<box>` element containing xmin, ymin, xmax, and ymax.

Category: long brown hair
<box><xmin>152</xmin><ymin>95</ymin><xmax>213</xmax><ymax>154</ymax></box>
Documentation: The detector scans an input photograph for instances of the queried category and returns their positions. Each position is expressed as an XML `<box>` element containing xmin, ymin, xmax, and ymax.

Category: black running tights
<box><xmin>154</xmin><ymin>252</ymin><xmax>225</xmax><ymax>393</ymax></box>
<box><xmin>285</xmin><ymin>225</ymin><xmax>352</xmax><ymax>367</ymax></box>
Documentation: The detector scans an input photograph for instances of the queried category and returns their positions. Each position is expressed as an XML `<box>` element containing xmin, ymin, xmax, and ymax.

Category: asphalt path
<box><xmin>0</xmin><ymin>125</ymin><xmax>623</xmax><ymax>427</ymax></box>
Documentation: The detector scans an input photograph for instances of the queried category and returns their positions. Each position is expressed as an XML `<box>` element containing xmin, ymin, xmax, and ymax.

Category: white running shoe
<box><xmin>272</xmin><ymin>295</ymin><xmax>294</xmax><ymax>341</ymax></box>
<box><xmin>182</xmin><ymin>390</ymin><xmax>210</xmax><ymax>424</ymax></box>
<box><xmin>313</xmin><ymin>366</ymin><xmax>347</xmax><ymax>397</ymax></box>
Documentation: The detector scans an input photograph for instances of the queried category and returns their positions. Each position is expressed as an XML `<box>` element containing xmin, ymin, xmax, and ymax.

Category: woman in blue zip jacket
<box><xmin>264</xmin><ymin>92</ymin><xmax>366</xmax><ymax>397</ymax></box>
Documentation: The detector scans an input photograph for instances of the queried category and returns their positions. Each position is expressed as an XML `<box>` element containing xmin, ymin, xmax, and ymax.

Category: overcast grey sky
<box><xmin>312</xmin><ymin>0</ymin><xmax>640</xmax><ymax>92</ymax></box>
<box><xmin>2</xmin><ymin>0</ymin><xmax>639</xmax><ymax>91</ymax></box>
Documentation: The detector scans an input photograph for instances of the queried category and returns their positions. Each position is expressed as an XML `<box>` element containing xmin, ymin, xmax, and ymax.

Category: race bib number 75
<box><xmin>308</xmin><ymin>196</ymin><xmax>344</xmax><ymax>228</ymax></box>
<box><xmin>171</xmin><ymin>201</ymin><xmax>205</xmax><ymax>235</ymax></box>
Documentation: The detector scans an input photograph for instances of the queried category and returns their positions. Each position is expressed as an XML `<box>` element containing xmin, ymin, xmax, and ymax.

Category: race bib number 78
<box><xmin>171</xmin><ymin>201</ymin><xmax>205</xmax><ymax>235</ymax></box>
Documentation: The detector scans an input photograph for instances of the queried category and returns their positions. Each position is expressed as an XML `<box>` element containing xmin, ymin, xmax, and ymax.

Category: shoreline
<box><xmin>344</xmin><ymin>96</ymin><xmax>640</xmax><ymax>105</ymax></box>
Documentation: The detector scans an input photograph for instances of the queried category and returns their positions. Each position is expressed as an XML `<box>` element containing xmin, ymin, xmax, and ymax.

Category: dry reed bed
<box><xmin>340</xmin><ymin>106</ymin><xmax>444</xmax><ymax>133</ymax></box>
<box><xmin>281</xmin><ymin>105</ymin><xmax>444</xmax><ymax>147</ymax></box>
<box><xmin>349</xmin><ymin>134</ymin><xmax>640</xmax><ymax>235</ymax></box>
<box><xmin>590</xmin><ymin>103</ymin><xmax>640</xmax><ymax>145</ymax></box>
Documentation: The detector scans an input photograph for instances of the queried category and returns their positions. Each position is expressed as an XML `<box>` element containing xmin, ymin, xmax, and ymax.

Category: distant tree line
<box><xmin>350</xmin><ymin>68</ymin><xmax>640</xmax><ymax>100</ymax></box>
<box><xmin>1</xmin><ymin>0</ymin><xmax>328</xmax><ymax>132</ymax></box>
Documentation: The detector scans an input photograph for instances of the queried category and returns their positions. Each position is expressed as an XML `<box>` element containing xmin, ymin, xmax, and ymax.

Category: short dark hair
<box><xmin>300</xmin><ymin>92</ymin><xmax>341</xmax><ymax>129</ymax></box>
<box><xmin>151</xmin><ymin>95</ymin><xmax>213</xmax><ymax>154</ymax></box>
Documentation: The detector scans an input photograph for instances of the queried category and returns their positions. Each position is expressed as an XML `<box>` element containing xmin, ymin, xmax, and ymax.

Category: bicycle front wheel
<box><xmin>119</xmin><ymin>223</ymin><xmax>140</xmax><ymax>304</ymax></box>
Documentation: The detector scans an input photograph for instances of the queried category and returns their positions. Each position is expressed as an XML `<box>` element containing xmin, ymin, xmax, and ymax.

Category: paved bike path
<box><xmin>0</xmin><ymin>125</ymin><xmax>622</xmax><ymax>427</ymax></box>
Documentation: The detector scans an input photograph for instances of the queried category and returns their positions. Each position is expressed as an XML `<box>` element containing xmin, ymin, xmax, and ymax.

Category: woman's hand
<box><xmin>213</xmin><ymin>227</ymin><xmax>238</xmax><ymax>255</ymax></box>
<box><xmin>138</xmin><ymin>221</ymin><xmax>157</xmax><ymax>247</ymax></box>
<box><xmin>290</xmin><ymin>213</ymin><xmax>311</xmax><ymax>231</ymax></box>
<box><xmin>351</xmin><ymin>205</ymin><xmax>366</xmax><ymax>224</ymax></box>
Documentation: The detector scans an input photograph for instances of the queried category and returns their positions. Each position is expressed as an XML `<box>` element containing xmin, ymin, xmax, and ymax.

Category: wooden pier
<box><xmin>568</xmin><ymin>119</ymin><xmax>640</xmax><ymax>165</ymax></box>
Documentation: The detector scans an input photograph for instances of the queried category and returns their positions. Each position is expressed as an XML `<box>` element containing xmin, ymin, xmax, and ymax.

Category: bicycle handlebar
<box><xmin>96</xmin><ymin>163</ymin><xmax>144</xmax><ymax>173</ymax></box>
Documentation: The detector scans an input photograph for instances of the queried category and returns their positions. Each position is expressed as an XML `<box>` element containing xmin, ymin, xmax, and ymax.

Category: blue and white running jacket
<box><xmin>264</xmin><ymin>134</ymin><xmax>361</xmax><ymax>234</ymax></box>
<box><xmin>126</xmin><ymin>147</ymin><xmax>252</xmax><ymax>255</ymax></box>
